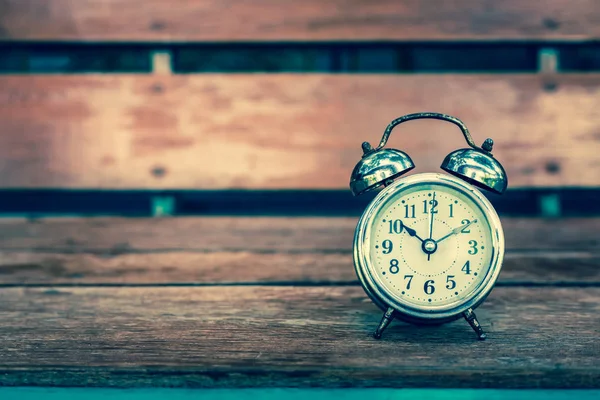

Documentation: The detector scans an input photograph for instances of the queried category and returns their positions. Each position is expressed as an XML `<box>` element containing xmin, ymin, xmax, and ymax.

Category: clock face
<box><xmin>366</xmin><ymin>179</ymin><xmax>497</xmax><ymax>311</ymax></box>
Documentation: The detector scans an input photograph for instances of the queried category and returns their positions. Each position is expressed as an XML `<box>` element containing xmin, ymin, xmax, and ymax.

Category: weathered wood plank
<box><xmin>0</xmin><ymin>286</ymin><xmax>599</xmax><ymax>388</ymax></box>
<box><xmin>1</xmin><ymin>0</ymin><xmax>599</xmax><ymax>41</ymax></box>
<box><xmin>0</xmin><ymin>217</ymin><xmax>595</xmax><ymax>253</ymax></box>
<box><xmin>0</xmin><ymin>251</ymin><xmax>597</xmax><ymax>285</ymax></box>
<box><xmin>0</xmin><ymin>75</ymin><xmax>599</xmax><ymax>189</ymax></box>
<box><xmin>0</xmin><ymin>217</ymin><xmax>596</xmax><ymax>285</ymax></box>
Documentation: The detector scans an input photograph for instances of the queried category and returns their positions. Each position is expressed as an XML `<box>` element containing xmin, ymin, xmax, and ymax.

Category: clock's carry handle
<box><xmin>375</xmin><ymin>112</ymin><xmax>488</xmax><ymax>153</ymax></box>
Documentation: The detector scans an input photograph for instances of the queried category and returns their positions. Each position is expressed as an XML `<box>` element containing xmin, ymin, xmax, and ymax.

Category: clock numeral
<box><xmin>449</xmin><ymin>203</ymin><xmax>454</xmax><ymax>218</ymax></box>
<box><xmin>422</xmin><ymin>199</ymin><xmax>438</xmax><ymax>214</ymax></box>
<box><xmin>404</xmin><ymin>204</ymin><xmax>415</xmax><ymax>218</ymax></box>
<box><xmin>468</xmin><ymin>240</ymin><xmax>478</xmax><ymax>255</ymax></box>
<box><xmin>445</xmin><ymin>275</ymin><xmax>456</xmax><ymax>290</ymax></box>
<box><xmin>404</xmin><ymin>275</ymin><xmax>413</xmax><ymax>290</ymax></box>
<box><xmin>461</xmin><ymin>260</ymin><xmax>471</xmax><ymax>274</ymax></box>
<box><xmin>382</xmin><ymin>239</ymin><xmax>393</xmax><ymax>254</ymax></box>
<box><xmin>389</xmin><ymin>259</ymin><xmax>399</xmax><ymax>274</ymax></box>
<box><xmin>460</xmin><ymin>219</ymin><xmax>471</xmax><ymax>233</ymax></box>
<box><xmin>424</xmin><ymin>279</ymin><xmax>435</xmax><ymax>295</ymax></box>
<box><xmin>387</xmin><ymin>219</ymin><xmax>403</xmax><ymax>234</ymax></box>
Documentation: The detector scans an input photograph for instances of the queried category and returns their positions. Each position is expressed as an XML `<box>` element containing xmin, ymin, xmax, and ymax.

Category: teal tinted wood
<box><xmin>1</xmin><ymin>388</ymin><xmax>600</xmax><ymax>400</ymax></box>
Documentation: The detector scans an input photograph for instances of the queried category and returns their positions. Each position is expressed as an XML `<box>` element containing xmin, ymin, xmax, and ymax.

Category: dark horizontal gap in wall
<box><xmin>0</xmin><ymin>188</ymin><xmax>596</xmax><ymax>218</ymax></box>
<box><xmin>0</xmin><ymin>43</ymin><xmax>152</xmax><ymax>73</ymax></box>
<box><xmin>1</xmin><ymin>41</ymin><xmax>600</xmax><ymax>74</ymax></box>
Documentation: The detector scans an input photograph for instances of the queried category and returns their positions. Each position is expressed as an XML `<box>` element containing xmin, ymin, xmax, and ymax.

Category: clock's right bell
<box><xmin>441</xmin><ymin>139</ymin><xmax>508</xmax><ymax>195</ymax></box>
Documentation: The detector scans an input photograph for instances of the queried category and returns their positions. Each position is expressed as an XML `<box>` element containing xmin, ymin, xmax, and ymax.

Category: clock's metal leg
<box><xmin>373</xmin><ymin>307</ymin><xmax>396</xmax><ymax>339</ymax></box>
<box><xmin>463</xmin><ymin>308</ymin><xmax>487</xmax><ymax>340</ymax></box>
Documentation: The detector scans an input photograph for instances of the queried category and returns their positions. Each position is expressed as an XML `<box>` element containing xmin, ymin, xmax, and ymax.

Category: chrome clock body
<box><xmin>353</xmin><ymin>173</ymin><xmax>504</xmax><ymax>325</ymax></box>
<box><xmin>349</xmin><ymin>112</ymin><xmax>508</xmax><ymax>340</ymax></box>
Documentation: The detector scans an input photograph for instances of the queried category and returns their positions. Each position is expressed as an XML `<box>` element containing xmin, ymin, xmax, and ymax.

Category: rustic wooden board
<box><xmin>0</xmin><ymin>286</ymin><xmax>599</xmax><ymax>388</ymax></box>
<box><xmin>0</xmin><ymin>217</ymin><xmax>595</xmax><ymax>253</ymax></box>
<box><xmin>1</xmin><ymin>75</ymin><xmax>599</xmax><ymax>189</ymax></box>
<box><xmin>0</xmin><ymin>217</ymin><xmax>596</xmax><ymax>285</ymax></box>
<box><xmin>0</xmin><ymin>251</ymin><xmax>597</xmax><ymax>285</ymax></box>
<box><xmin>1</xmin><ymin>0</ymin><xmax>599</xmax><ymax>41</ymax></box>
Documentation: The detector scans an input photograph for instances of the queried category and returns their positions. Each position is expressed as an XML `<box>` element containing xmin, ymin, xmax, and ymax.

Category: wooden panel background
<box><xmin>1</xmin><ymin>0</ymin><xmax>600</xmax><ymax>390</ymax></box>
<box><xmin>1</xmin><ymin>0</ymin><xmax>600</xmax><ymax>41</ymax></box>
<box><xmin>0</xmin><ymin>74</ymin><xmax>598</xmax><ymax>189</ymax></box>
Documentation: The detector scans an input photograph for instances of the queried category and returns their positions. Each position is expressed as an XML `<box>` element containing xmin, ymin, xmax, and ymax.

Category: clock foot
<box><xmin>373</xmin><ymin>307</ymin><xmax>396</xmax><ymax>339</ymax></box>
<box><xmin>463</xmin><ymin>308</ymin><xmax>487</xmax><ymax>340</ymax></box>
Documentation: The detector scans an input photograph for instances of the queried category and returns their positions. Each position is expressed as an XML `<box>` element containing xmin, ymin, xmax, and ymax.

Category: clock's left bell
<box><xmin>349</xmin><ymin>142</ymin><xmax>414</xmax><ymax>196</ymax></box>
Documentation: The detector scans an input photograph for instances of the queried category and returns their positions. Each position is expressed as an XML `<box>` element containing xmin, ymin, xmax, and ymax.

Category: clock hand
<box><xmin>436</xmin><ymin>219</ymin><xmax>478</xmax><ymax>244</ymax></box>
<box><xmin>402</xmin><ymin>223</ymin><xmax>425</xmax><ymax>243</ymax></box>
<box><xmin>428</xmin><ymin>192</ymin><xmax>436</xmax><ymax>240</ymax></box>
<box><xmin>427</xmin><ymin>192</ymin><xmax>436</xmax><ymax>261</ymax></box>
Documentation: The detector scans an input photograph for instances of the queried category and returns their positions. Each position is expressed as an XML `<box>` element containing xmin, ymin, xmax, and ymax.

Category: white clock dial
<box><xmin>368</xmin><ymin>182</ymin><xmax>494</xmax><ymax>309</ymax></box>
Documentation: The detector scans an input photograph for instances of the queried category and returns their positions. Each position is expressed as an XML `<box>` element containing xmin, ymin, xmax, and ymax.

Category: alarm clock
<box><xmin>350</xmin><ymin>112</ymin><xmax>508</xmax><ymax>340</ymax></box>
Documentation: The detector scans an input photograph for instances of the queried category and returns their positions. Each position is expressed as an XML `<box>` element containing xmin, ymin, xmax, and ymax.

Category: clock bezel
<box><xmin>353</xmin><ymin>172</ymin><xmax>505</xmax><ymax>322</ymax></box>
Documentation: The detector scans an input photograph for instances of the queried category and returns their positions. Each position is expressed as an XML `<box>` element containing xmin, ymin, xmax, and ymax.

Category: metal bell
<box><xmin>350</xmin><ymin>113</ymin><xmax>508</xmax><ymax>196</ymax></box>
<box><xmin>441</xmin><ymin>139</ymin><xmax>508</xmax><ymax>194</ymax></box>
<box><xmin>350</xmin><ymin>142</ymin><xmax>415</xmax><ymax>196</ymax></box>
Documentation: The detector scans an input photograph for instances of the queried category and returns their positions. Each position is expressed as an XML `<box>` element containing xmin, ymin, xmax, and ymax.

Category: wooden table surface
<box><xmin>0</xmin><ymin>217</ymin><xmax>598</xmax><ymax>388</ymax></box>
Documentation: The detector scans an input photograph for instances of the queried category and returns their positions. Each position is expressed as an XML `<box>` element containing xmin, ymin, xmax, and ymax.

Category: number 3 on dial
<box><xmin>468</xmin><ymin>240</ymin><xmax>478</xmax><ymax>255</ymax></box>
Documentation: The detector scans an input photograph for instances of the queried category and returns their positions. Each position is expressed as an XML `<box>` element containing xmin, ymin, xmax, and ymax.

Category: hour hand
<box><xmin>403</xmin><ymin>224</ymin><xmax>424</xmax><ymax>243</ymax></box>
<box><xmin>436</xmin><ymin>219</ymin><xmax>477</xmax><ymax>243</ymax></box>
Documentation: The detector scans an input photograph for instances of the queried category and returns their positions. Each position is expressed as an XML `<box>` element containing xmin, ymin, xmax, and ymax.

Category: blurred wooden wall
<box><xmin>0</xmin><ymin>0</ymin><xmax>598</xmax><ymax>193</ymax></box>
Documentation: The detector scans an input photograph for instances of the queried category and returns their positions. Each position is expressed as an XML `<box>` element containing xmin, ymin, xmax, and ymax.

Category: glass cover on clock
<box><xmin>368</xmin><ymin>181</ymin><xmax>495</xmax><ymax>310</ymax></box>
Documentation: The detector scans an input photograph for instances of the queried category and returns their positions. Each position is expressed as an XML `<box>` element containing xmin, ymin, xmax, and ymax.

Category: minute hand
<box><xmin>436</xmin><ymin>219</ymin><xmax>477</xmax><ymax>244</ymax></box>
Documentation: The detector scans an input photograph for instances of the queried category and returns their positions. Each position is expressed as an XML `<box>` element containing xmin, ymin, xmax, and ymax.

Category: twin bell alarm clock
<box><xmin>349</xmin><ymin>112</ymin><xmax>508</xmax><ymax>340</ymax></box>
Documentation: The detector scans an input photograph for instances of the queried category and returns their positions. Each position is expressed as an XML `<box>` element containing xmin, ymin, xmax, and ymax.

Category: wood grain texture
<box><xmin>1</xmin><ymin>75</ymin><xmax>599</xmax><ymax>189</ymax></box>
<box><xmin>0</xmin><ymin>217</ymin><xmax>596</xmax><ymax>285</ymax></box>
<box><xmin>0</xmin><ymin>286</ymin><xmax>599</xmax><ymax>388</ymax></box>
<box><xmin>0</xmin><ymin>251</ymin><xmax>597</xmax><ymax>285</ymax></box>
<box><xmin>0</xmin><ymin>217</ymin><xmax>595</xmax><ymax>253</ymax></box>
<box><xmin>1</xmin><ymin>0</ymin><xmax>599</xmax><ymax>41</ymax></box>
